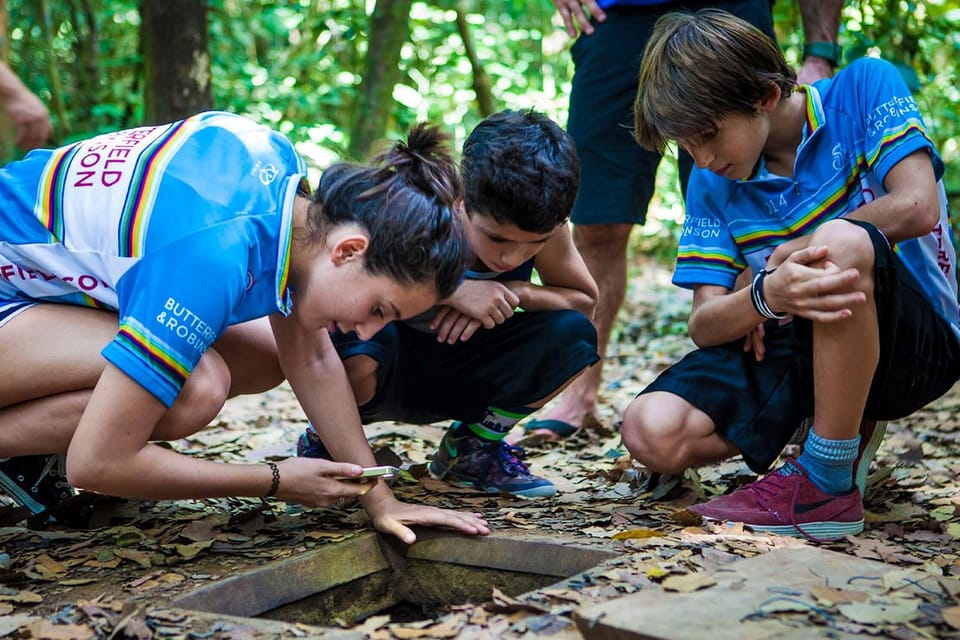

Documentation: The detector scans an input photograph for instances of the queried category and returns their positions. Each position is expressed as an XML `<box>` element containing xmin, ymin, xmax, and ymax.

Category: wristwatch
<box><xmin>803</xmin><ymin>41</ymin><xmax>842</xmax><ymax>67</ymax></box>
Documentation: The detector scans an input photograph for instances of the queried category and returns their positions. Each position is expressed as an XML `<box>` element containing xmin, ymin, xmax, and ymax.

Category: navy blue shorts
<box><xmin>0</xmin><ymin>301</ymin><xmax>35</xmax><ymax>328</ymax></box>
<box><xmin>567</xmin><ymin>0</ymin><xmax>775</xmax><ymax>225</ymax></box>
<box><xmin>333</xmin><ymin>310</ymin><xmax>600</xmax><ymax>425</ymax></box>
<box><xmin>640</xmin><ymin>220</ymin><xmax>960</xmax><ymax>473</ymax></box>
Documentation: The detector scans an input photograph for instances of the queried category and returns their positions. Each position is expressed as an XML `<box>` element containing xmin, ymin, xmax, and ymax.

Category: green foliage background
<box><xmin>7</xmin><ymin>0</ymin><xmax>960</xmax><ymax>256</ymax></box>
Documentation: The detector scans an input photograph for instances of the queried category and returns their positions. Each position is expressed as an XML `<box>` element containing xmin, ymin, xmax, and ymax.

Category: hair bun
<box><xmin>374</xmin><ymin>124</ymin><xmax>461</xmax><ymax>208</ymax></box>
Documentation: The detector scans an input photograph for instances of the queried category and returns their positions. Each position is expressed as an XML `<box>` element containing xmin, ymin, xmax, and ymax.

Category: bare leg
<box><xmin>211</xmin><ymin>317</ymin><xmax>284</xmax><ymax>396</ymax></box>
<box><xmin>0</xmin><ymin>307</ymin><xmax>286</xmax><ymax>456</ymax></box>
<box><xmin>342</xmin><ymin>354</ymin><xmax>379</xmax><ymax>406</ymax></box>
<box><xmin>621</xmin><ymin>391</ymin><xmax>738</xmax><ymax>474</ymax></box>
<box><xmin>808</xmin><ymin>221</ymin><xmax>878</xmax><ymax>441</ymax></box>
<box><xmin>537</xmin><ymin>222</ymin><xmax>633</xmax><ymax>429</ymax></box>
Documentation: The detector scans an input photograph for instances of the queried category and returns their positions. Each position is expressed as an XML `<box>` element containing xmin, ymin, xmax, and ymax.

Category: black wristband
<box><xmin>803</xmin><ymin>41</ymin><xmax>841</xmax><ymax>67</ymax></box>
<box><xmin>265</xmin><ymin>462</ymin><xmax>280</xmax><ymax>497</ymax></box>
<box><xmin>750</xmin><ymin>269</ymin><xmax>788</xmax><ymax>320</ymax></box>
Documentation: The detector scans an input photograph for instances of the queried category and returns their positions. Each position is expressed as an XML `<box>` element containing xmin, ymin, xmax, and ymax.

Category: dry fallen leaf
<box><xmin>26</xmin><ymin>620</ymin><xmax>96</xmax><ymax>640</ymax></box>
<box><xmin>838</xmin><ymin>596</ymin><xmax>920</xmax><ymax>624</ymax></box>
<box><xmin>809</xmin><ymin>585</ymin><xmax>869</xmax><ymax>605</ymax></box>
<box><xmin>114</xmin><ymin>548</ymin><xmax>152</xmax><ymax>569</ymax></box>
<box><xmin>943</xmin><ymin>605</ymin><xmax>960</xmax><ymax>630</ymax></box>
<box><xmin>661</xmin><ymin>572</ymin><xmax>717</xmax><ymax>593</ymax></box>
<box><xmin>0</xmin><ymin>613</ymin><xmax>35</xmax><ymax>635</ymax></box>
<box><xmin>0</xmin><ymin>589</ymin><xmax>43</xmax><ymax>603</ymax></box>
<box><xmin>612</xmin><ymin>528</ymin><xmax>668</xmax><ymax>540</ymax></box>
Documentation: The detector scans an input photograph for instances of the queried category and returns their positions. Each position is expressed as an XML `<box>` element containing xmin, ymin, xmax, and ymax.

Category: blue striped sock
<box><xmin>792</xmin><ymin>429</ymin><xmax>860</xmax><ymax>495</ymax></box>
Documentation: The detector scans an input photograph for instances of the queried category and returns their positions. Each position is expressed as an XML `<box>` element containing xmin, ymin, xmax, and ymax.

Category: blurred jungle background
<box><xmin>3</xmin><ymin>0</ymin><xmax>959</xmax><ymax>257</ymax></box>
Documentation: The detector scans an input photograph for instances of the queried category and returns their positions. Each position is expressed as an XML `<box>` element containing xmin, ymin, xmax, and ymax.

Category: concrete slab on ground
<box><xmin>574</xmin><ymin>545</ymin><xmax>960</xmax><ymax>640</ymax></box>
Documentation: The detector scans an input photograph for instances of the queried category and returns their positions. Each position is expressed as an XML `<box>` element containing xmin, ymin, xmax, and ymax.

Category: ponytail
<box><xmin>308</xmin><ymin>124</ymin><xmax>469</xmax><ymax>299</ymax></box>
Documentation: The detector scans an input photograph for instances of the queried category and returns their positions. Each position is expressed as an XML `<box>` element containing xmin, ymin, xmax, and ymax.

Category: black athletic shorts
<box><xmin>332</xmin><ymin>310</ymin><xmax>600</xmax><ymax>425</ymax></box>
<box><xmin>639</xmin><ymin>220</ymin><xmax>960</xmax><ymax>472</ymax></box>
<box><xmin>568</xmin><ymin>0</ymin><xmax>775</xmax><ymax>225</ymax></box>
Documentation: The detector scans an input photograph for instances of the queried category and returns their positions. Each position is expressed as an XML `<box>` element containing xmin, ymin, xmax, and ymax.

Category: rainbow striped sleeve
<box><xmin>35</xmin><ymin>144</ymin><xmax>81</xmax><ymax>240</ymax></box>
<box><xmin>674</xmin><ymin>248</ymin><xmax>744</xmax><ymax>289</ymax></box>
<box><xmin>102</xmin><ymin>316</ymin><xmax>192</xmax><ymax>407</ymax></box>
<box><xmin>117</xmin><ymin>118</ymin><xmax>199</xmax><ymax>258</ymax></box>
<box><xmin>867</xmin><ymin>120</ymin><xmax>932</xmax><ymax>178</ymax></box>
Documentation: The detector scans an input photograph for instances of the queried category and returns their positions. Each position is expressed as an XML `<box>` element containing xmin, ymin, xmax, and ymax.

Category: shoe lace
<box><xmin>494</xmin><ymin>442</ymin><xmax>530</xmax><ymax>477</ymax></box>
<box><xmin>742</xmin><ymin>471</ymin><xmax>825</xmax><ymax>543</ymax></box>
<box><xmin>34</xmin><ymin>455</ymin><xmax>69</xmax><ymax>493</ymax></box>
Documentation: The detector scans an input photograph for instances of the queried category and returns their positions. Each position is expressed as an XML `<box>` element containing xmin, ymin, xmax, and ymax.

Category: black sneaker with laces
<box><xmin>0</xmin><ymin>454</ymin><xmax>76</xmax><ymax>515</ymax></box>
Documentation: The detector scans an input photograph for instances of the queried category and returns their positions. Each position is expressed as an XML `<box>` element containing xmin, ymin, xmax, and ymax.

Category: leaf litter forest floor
<box><xmin>2</xmin><ymin>258</ymin><xmax>960</xmax><ymax>639</ymax></box>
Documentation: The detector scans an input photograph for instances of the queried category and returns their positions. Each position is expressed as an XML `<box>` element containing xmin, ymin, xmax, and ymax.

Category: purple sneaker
<box><xmin>688</xmin><ymin>458</ymin><xmax>863</xmax><ymax>541</ymax></box>
<box><xmin>428</xmin><ymin>424</ymin><xmax>556</xmax><ymax>498</ymax></box>
<box><xmin>296</xmin><ymin>424</ymin><xmax>332</xmax><ymax>460</ymax></box>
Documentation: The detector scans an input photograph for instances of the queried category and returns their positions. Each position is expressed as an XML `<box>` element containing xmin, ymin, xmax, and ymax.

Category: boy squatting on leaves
<box><xmin>622</xmin><ymin>10</ymin><xmax>960</xmax><ymax>540</ymax></box>
<box><xmin>298</xmin><ymin>109</ymin><xmax>601</xmax><ymax>498</ymax></box>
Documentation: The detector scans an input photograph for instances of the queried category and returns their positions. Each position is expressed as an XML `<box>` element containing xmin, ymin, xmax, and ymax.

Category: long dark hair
<box><xmin>307</xmin><ymin>124</ymin><xmax>469</xmax><ymax>299</ymax></box>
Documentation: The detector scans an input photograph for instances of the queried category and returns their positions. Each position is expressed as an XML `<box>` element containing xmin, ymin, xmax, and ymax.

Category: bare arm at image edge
<box><xmin>0</xmin><ymin>62</ymin><xmax>52</xmax><ymax>150</ymax></box>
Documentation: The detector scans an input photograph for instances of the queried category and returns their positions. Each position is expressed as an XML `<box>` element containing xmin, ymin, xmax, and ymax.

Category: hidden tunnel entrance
<box><xmin>173</xmin><ymin>531</ymin><xmax>616</xmax><ymax>628</ymax></box>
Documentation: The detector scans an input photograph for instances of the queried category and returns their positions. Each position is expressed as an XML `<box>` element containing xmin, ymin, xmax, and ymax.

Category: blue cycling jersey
<box><xmin>0</xmin><ymin>111</ymin><xmax>307</xmax><ymax>406</ymax></box>
<box><xmin>677</xmin><ymin>57</ymin><xmax>959</xmax><ymax>341</ymax></box>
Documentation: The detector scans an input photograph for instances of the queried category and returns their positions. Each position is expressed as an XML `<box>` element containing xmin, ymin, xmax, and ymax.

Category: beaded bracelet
<box><xmin>750</xmin><ymin>268</ymin><xmax>788</xmax><ymax>320</ymax></box>
<box><xmin>265</xmin><ymin>462</ymin><xmax>280</xmax><ymax>497</ymax></box>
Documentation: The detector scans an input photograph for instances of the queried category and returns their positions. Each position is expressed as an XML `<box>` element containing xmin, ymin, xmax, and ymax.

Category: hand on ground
<box><xmin>363</xmin><ymin>491</ymin><xmax>489</xmax><ymax>544</ymax></box>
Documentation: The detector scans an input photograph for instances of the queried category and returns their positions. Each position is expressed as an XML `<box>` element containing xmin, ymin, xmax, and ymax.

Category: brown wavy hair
<box><xmin>633</xmin><ymin>9</ymin><xmax>796</xmax><ymax>154</ymax></box>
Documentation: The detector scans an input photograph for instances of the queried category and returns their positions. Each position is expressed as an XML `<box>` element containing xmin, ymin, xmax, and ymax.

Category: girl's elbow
<box><xmin>65</xmin><ymin>453</ymin><xmax>108</xmax><ymax>493</ymax></box>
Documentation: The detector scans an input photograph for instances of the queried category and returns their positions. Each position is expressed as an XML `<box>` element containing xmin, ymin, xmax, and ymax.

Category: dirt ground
<box><xmin>2</xmin><ymin>260</ymin><xmax>959</xmax><ymax>639</ymax></box>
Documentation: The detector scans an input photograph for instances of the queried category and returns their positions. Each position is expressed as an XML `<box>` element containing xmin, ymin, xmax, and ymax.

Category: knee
<box><xmin>342</xmin><ymin>354</ymin><xmax>379</xmax><ymax>405</ymax></box>
<box><xmin>251</xmin><ymin>360</ymin><xmax>285</xmax><ymax>394</ymax></box>
<box><xmin>160</xmin><ymin>355</ymin><xmax>231</xmax><ymax>440</ymax></box>
<box><xmin>620</xmin><ymin>395</ymin><xmax>691</xmax><ymax>474</ymax></box>
<box><xmin>542</xmin><ymin>310</ymin><xmax>598</xmax><ymax>351</ymax></box>
<box><xmin>573</xmin><ymin>223</ymin><xmax>630</xmax><ymax>255</ymax></box>
<box><xmin>810</xmin><ymin>219</ymin><xmax>875</xmax><ymax>278</ymax></box>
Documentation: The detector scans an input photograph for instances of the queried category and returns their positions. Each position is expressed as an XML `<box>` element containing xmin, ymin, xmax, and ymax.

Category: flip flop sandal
<box><xmin>521</xmin><ymin>419</ymin><xmax>580</xmax><ymax>438</ymax></box>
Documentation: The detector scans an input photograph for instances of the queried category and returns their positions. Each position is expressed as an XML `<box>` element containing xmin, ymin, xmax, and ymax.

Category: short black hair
<box><xmin>461</xmin><ymin>110</ymin><xmax>580</xmax><ymax>234</ymax></box>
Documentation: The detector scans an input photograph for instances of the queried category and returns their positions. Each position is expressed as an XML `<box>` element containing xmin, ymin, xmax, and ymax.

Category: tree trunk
<box><xmin>140</xmin><ymin>0</ymin><xmax>212</xmax><ymax>124</ymax></box>
<box><xmin>348</xmin><ymin>0</ymin><xmax>413</xmax><ymax>161</ymax></box>
<box><xmin>67</xmin><ymin>0</ymin><xmax>99</xmax><ymax>128</ymax></box>
<box><xmin>37</xmin><ymin>0</ymin><xmax>70</xmax><ymax>135</ymax></box>
<box><xmin>455</xmin><ymin>3</ymin><xmax>495</xmax><ymax>117</ymax></box>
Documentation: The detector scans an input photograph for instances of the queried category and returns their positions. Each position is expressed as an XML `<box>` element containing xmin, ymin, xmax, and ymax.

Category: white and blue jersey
<box><xmin>0</xmin><ymin>111</ymin><xmax>307</xmax><ymax>406</ymax></box>
<box><xmin>677</xmin><ymin>57</ymin><xmax>959</xmax><ymax>341</ymax></box>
